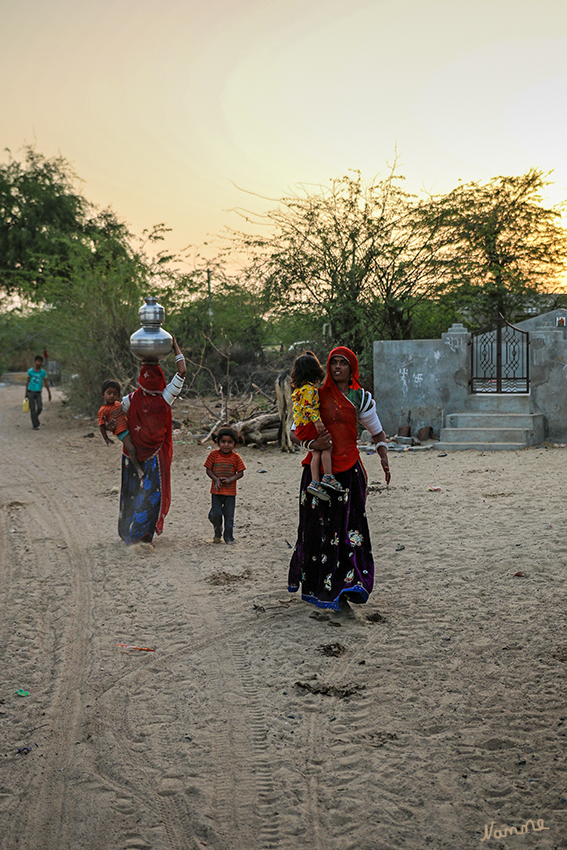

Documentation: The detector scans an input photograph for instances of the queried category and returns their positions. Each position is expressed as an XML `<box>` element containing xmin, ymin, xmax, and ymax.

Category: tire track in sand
<box><xmin>229</xmin><ymin>643</ymin><xmax>282</xmax><ymax>849</ymax></box>
<box><xmin>0</xmin><ymin>442</ymin><xmax>95</xmax><ymax>850</ymax></box>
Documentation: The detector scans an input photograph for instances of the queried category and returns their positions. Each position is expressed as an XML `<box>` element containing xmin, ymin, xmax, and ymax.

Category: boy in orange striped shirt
<box><xmin>204</xmin><ymin>427</ymin><xmax>246</xmax><ymax>544</ymax></box>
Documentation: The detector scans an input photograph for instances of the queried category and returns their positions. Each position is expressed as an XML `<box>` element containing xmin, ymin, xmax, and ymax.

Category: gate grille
<box><xmin>470</xmin><ymin>316</ymin><xmax>529</xmax><ymax>393</ymax></box>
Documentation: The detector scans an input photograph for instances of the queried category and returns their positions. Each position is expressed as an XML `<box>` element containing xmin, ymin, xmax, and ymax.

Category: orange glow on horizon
<box><xmin>1</xmin><ymin>0</ymin><xmax>566</xmax><ymax>262</ymax></box>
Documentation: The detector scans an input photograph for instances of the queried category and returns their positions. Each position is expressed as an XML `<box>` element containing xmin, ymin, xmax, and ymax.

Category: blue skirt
<box><xmin>288</xmin><ymin>460</ymin><xmax>374</xmax><ymax>610</ymax></box>
<box><xmin>118</xmin><ymin>454</ymin><xmax>162</xmax><ymax>544</ymax></box>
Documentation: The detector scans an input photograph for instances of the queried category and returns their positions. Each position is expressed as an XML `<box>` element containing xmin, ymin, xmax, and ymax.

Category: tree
<box><xmin>160</xmin><ymin>261</ymin><xmax>275</xmax><ymax>396</ymax></box>
<box><xmin>44</xmin><ymin>221</ymin><xmax>188</xmax><ymax>412</ymax></box>
<box><xmin>232</xmin><ymin>169</ymin><xmax>452</xmax><ymax>373</ymax></box>
<box><xmin>433</xmin><ymin>169</ymin><xmax>567</xmax><ymax>326</ymax></box>
<box><xmin>0</xmin><ymin>146</ymin><xmax>93</xmax><ymax>297</ymax></box>
<box><xmin>0</xmin><ymin>147</ymin><xmax>189</xmax><ymax>410</ymax></box>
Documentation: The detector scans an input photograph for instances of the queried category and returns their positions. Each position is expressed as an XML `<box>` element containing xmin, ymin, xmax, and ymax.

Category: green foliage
<box><xmin>47</xmin><ymin>223</ymin><xmax>188</xmax><ymax>413</ymax></box>
<box><xmin>0</xmin><ymin>147</ymin><xmax>91</xmax><ymax>298</ymax></box>
<box><xmin>160</xmin><ymin>264</ymin><xmax>272</xmax><ymax>392</ymax></box>
<box><xmin>266</xmin><ymin>309</ymin><xmax>325</xmax><ymax>350</ymax></box>
<box><xmin>0</xmin><ymin>301</ymin><xmax>50</xmax><ymax>374</ymax></box>
<box><xmin>409</xmin><ymin>297</ymin><xmax>462</xmax><ymax>339</ymax></box>
<box><xmin>3</xmin><ymin>146</ymin><xmax>567</xmax><ymax>412</ymax></box>
<box><xmin>45</xmin><ymin>241</ymin><xmax>144</xmax><ymax>413</ymax></box>
<box><xmin>168</xmin><ymin>279</ymin><xmax>266</xmax><ymax>355</ymax></box>
<box><xmin>230</xmin><ymin>167</ymin><xmax>567</xmax><ymax>355</ymax></box>
<box><xmin>231</xmin><ymin>168</ymin><xmax>454</xmax><ymax>367</ymax></box>
<box><xmin>0</xmin><ymin>148</ymin><xmax>192</xmax><ymax>411</ymax></box>
<box><xmin>432</xmin><ymin>169</ymin><xmax>567</xmax><ymax>326</ymax></box>
<box><xmin>0</xmin><ymin>147</ymin><xmax>164</xmax><ymax>307</ymax></box>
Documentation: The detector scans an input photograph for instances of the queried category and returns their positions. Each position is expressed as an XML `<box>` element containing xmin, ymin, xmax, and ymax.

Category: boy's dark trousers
<box><xmin>209</xmin><ymin>494</ymin><xmax>236</xmax><ymax>542</ymax></box>
<box><xmin>28</xmin><ymin>391</ymin><xmax>43</xmax><ymax>429</ymax></box>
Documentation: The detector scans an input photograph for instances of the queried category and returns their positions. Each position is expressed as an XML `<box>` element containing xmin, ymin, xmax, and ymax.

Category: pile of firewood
<box><xmin>231</xmin><ymin>412</ymin><xmax>281</xmax><ymax>446</ymax></box>
<box><xmin>192</xmin><ymin>382</ymin><xmax>287</xmax><ymax>447</ymax></box>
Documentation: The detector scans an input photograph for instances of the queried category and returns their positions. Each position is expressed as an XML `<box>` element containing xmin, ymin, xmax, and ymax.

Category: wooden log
<box><xmin>258</xmin><ymin>428</ymin><xmax>279</xmax><ymax>442</ymax></box>
<box><xmin>245</xmin><ymin>427</ymin><xmax>280</xmax><ymax>445</ymax></box>
<box><xmin>232</xmin><ymin>412</ymin><xmax>280</xmax><ymax>434</ymax></box>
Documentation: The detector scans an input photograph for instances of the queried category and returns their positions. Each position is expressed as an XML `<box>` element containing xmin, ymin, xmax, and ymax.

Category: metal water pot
<box><xmin>130</xmin><ymin>296</ymin><xmax>173</xmax><ymax>362</ymax></box>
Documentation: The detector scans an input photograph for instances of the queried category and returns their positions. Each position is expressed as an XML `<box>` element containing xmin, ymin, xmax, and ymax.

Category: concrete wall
<box><xmin>373</xmin><ymin>312</ymin><xmax>567</xmax><ymax>441</ymax></box>
<box><xmin>373</xmin><ymin>324</ymin><xmax>470</xmax><ymax>438</ymax></box>
<box><xmin>515</xmin><ymin>308</ymin><xmax>567</xmax><ymax>334</ymax></box>
<box><xmin>516</xmin><ymin>310</ymin><xmax>567</xmax><ymax>442</ymax></box>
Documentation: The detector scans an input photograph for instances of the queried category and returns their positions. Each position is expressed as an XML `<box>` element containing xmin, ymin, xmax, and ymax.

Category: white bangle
<box><xmin>375</xmin><ymin>441</ymin><xmax>389</xmax><ymax>448</ymax></box>
<box><xmin>175</xmin><ymin>354</ymin><xmax>185</xmax><ymax>362</ymax></box>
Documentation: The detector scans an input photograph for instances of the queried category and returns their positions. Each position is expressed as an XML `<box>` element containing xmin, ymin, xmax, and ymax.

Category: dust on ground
<box><xmin>0</xmin><ymin>384</ymin><xmax>565</xmax><ymax>850</ymax></box>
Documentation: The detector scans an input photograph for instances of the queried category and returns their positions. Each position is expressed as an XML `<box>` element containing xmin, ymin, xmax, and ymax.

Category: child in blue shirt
<box><xmin>25</xmin><ymin>355</ymin><xmax>51</xmax><ymax>430</ymax></box>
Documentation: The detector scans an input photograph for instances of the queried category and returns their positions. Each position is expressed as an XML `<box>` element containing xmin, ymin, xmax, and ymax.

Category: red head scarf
<box><xmin>127</xmin><ymin>365</ymin><xmax>172</xmax><ymax>463</ymax></box>
<box><xmin>321</xmin><ymin>346</ymin><xmax>361</xmax><ymax>395</ymax></box>
<box><xmin>137</xmin><ymin>364</ymin><xmax>167</xmax><ymax>395</ymax></box>
<box><xmin>303</xmin><ymin>346</ymin><xmax>362</xmax><ymax>474</ymax></box>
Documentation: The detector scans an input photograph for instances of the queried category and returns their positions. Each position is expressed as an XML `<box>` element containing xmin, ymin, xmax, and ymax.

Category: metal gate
<box><xmin>470</xmin><ymin>315</ymin><xmax>529</xmax><ymax>393</ymax></box>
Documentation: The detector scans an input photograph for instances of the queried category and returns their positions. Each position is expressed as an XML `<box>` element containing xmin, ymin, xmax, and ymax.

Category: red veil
<box><xmin>127</xmin><ymin>364</ymin><xmax>173</xmax><ymax>535</ymax></box>
<box><xmin>304</xmin><ymin>346</ymin><xmax>362</xmax><ymax>474</ymax></box>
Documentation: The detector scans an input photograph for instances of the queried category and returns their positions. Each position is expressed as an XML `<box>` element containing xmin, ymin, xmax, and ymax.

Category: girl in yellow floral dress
<box><xmin>290</xmin><ymin>351</ymin><xmax>345</xmax><ymax>501</ymax></box>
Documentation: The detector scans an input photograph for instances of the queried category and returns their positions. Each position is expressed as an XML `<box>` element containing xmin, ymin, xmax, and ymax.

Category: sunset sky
<box><xmin>2</xmin><ymin>0</ymin><xmax>567</xmax><ymax>260</ymax></box>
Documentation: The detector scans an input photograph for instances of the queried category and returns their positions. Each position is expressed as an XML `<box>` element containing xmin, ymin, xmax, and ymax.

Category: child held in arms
<box><xmin>98</xmin><ymin>380</ymin><xmax>144</xmax><ymax>479</ymax></box>
<box><xmin>291</xmin><ymin>351</ymin><xmax>344</xmax><ymax>501</ymax></box>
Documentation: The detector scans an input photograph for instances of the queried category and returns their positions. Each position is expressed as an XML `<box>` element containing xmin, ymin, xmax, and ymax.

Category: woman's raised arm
<box><xmin>162</xmin><ymin>337</ymin><xmax>186</xmax><ymax>406</ymax></box>
<box><xmin>172</xmin><ymin>336</ymin><xmax>186</xmax><ymax>379</ymax></box>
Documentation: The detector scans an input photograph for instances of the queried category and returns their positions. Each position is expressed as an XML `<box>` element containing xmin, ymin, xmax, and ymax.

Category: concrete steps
<box><xmin>436</xmin><ymin>441</ymin><xmax>527</xmax><ymax>452</ymax></box>
<box><xmin>442</xmin><ymin>426</ymin><xmax>536</xmax><ymax>443</ymax></box>
<box><xmin>437</xmin><ymin>400</ymin><xmax>545</xmax><ymax>451</ymax></box>
<box><xmin>446</xmin><ymin>412</ymin><xmax>542</xmax><ymax>429</ymax></box>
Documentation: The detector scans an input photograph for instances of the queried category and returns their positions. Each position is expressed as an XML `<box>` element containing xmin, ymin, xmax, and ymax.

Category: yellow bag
<box><xmin>23</xmin><ymin>398</ymin><xmax>29</xmax><ymax>413</ymax></box>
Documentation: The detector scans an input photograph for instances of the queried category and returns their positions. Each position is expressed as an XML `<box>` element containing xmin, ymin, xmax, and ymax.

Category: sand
<box><xmin>0</xmin><ymin>382</ymin><xmax>565</xmax><ymax>850</ymax></box>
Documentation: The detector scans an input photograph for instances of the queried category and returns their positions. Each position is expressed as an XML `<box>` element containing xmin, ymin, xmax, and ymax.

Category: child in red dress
<box><xmin>291</xmin><ymin>351</ymin><xmax>344</xmax><ymax>501</ymax></box>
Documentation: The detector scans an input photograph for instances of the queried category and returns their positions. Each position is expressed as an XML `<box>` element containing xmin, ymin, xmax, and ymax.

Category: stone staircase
<box><xmin>437</xmin><ymin>395</ymin><xmax>545</xmax><ymax>451</ymax></box>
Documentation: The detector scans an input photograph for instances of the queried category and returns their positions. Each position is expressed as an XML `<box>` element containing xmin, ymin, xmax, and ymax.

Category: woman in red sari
<box><xmin>118</xmin><ymin>339</ymin><xmax>186</xmax><ymax>544</ymax></box>
<box><xmin>288</xmin><ymin>347</ymin><xmax>390</xmax><ymax>611</ymax></box>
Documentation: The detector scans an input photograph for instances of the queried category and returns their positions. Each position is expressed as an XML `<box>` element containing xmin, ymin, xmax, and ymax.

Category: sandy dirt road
<box><xmin>0</xmin><ymin>383</ymin><xmax>566</xmax><ymax>850</ymax></box>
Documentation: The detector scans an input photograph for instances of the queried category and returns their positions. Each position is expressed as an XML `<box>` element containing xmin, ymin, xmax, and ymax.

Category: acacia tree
<box><xmin>0</xmin><ymin>147</ymin><xmax>173</xmax><ymax>300</ymax></box>
<box><xmin>0</xmin><ymin>147</ymin><xmax>187</xmax><ymax>410</ymax></box>
<box><xmin>433</xmin><ymin>169</ymin><xmax>567</xmax><ymax>326</ymax></box>
<box><xmin>0</xmin><ymin>147</ymin><xmax>93</xmax><ymax>298</ymax></box>
<box><xmin>233</xmin><ymin>169</ymin><xmax>452</xmax><ymax>369</ymax></box>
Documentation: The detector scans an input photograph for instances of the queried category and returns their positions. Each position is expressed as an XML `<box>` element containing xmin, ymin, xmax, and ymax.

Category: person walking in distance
<box><xmin>25</xmin><ymin>355</ymin><xmax>52</xmax><ymax>430</ymax></box>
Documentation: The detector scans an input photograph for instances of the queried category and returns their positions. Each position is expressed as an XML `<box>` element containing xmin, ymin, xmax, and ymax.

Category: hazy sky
<box><xmin>2</xmin><ymin>0</ymin><xmax>567</xmax><ymax>258</ymax></box>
